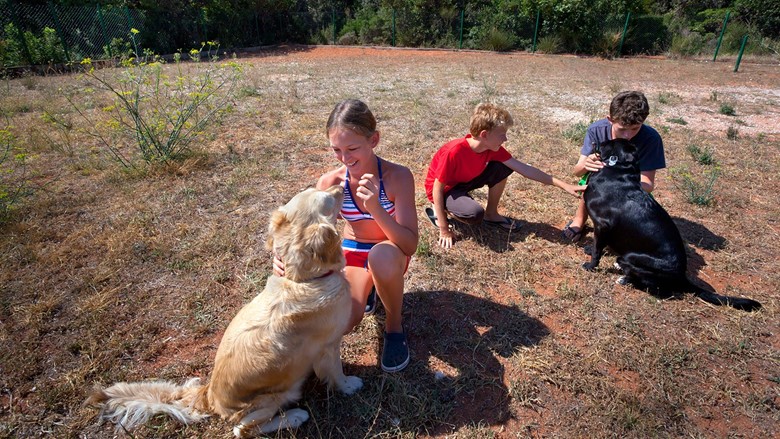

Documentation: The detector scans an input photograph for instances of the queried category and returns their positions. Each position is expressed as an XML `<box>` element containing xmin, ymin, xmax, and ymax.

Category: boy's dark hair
<box><xmin>609</xmin><ymin>91</ymin><xmax>650</xmax><ymax>125</ymax></box>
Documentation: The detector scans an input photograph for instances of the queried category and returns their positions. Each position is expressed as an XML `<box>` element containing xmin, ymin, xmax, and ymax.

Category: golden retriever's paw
<box><xmin>233</xmin><ymin>409</ymin><xmax>310</xmax><ymax>437</ymax></box>
<box><xmin>338</xmin><ymin>375</ymin><xmax>363</xmax><ymax>395</ymax></box>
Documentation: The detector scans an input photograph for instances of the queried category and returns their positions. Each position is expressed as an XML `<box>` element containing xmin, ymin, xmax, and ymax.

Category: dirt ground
<box><xmin>1</xmin><ymin>45</ymin><xmax>779</xmax><ymax>438</ymax></box>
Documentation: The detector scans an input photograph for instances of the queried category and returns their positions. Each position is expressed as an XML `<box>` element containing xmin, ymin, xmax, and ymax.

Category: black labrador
<box><xmin>582</xmin><ymin>138</ymin><xmax>761</xmax><ymax>312</ymax></box>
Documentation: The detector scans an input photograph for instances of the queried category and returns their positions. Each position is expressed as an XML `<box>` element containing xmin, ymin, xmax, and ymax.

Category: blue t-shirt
<box><xmin>581</xmin><ymin>119</ymin><xmax>666</xmax><ymax>171</ymax></box>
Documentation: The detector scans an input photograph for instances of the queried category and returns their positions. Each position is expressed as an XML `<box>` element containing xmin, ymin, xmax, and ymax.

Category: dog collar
<box><xmin>311</xmin><ymin>270</ymin><xmax>335</xmax><ymax>281</ymax></box>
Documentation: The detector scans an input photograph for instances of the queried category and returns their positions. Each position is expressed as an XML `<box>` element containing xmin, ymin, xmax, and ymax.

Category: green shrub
<box><xmin>622</xmin><ymin>14</ymin><xmax>671</xmax><ymax>55</ymax></box>
<box><xmin>536</xmin><ymin>35</ymin><xmax>563</xmax><ymax>54</ymax></box>
<box><xmin>562</xmin><ymin>121</ymin><xmax>589</xmax><ymax>145</ymax></box>
<box><xmin>1</xmin><ymin>24</ymin><xmax>67</xmax><ymax>66</ymax></box>
<box><xmin>103</xmin><ymin>37</ymin><xmax>133</xmax><ymax>60</ymax></box>
<box><xmin>669</xmin><ymin>32</ymin><xmax>706</xmax><ymax>56</ymax></box>
<box><xmin>719</xmin><ymin>103</ymin><xmax>736</xmax><ymax>116</ymax></box>
<box><xmin>687</xmin><ymin>144</ymin><xmax>716</xmax><ymax>165</ymax></box>
<box><xmin>736</xmin><ymin>0</ymin><xmax>780</xmax><ymax>39</ymax></box>
<box><xmin>690</xmin><ymin>8</ymin><xmax>730</xmax><ymax>35</ymax></box>
<box><xmin>480</xmin><ymin>28</ymin><xmax>516</xmax><ymax>52</ymax></box>
<box><xmin>593</xmin><ymin>29</ymin><xmax>623</xmax><ymax>58</ymax></box>
<box><xmin>2</xmin><ymin>23</ymin><xmax>25</xmax><ymax>67</ymax></box>
<box><xmin>726</xmin><ymin>126</ymin><xmax>739</xmax><ymax>140</ymax></box>
<box><xmin>671</xmin><ymin>165</ymin><xmax>720</xmax><ymax>206</ymax></box>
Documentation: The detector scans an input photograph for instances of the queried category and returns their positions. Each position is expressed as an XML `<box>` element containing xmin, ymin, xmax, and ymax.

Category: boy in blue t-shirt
<box><xmin>562</xmin><ymin>91</ymin><xmax>666</xmax><ymax>242</ymax></box>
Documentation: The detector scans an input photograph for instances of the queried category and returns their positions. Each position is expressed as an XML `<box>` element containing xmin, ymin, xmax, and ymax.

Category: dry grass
<box><xmin>1</xmin><ymin>46</ymin><xmax>778</xmax><ymax>438</ymax></box>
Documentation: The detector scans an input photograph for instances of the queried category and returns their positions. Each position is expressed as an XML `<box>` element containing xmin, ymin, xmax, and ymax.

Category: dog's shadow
<box><xmin>673</xmin><ymin>216</ymin><xmax>727</xmax><ymax>276</ymax></box>
<box><xmin>672</xmin><ymin>216</ymin><xmax>727</xmax><ymax>252</ymax></box>
<box><xmin>300</xmin><ymin>290</ymin><xmax>549</xmax><ymax>436</ymax></box>
<box><xmin>453</xmin><ymin>220</ymin><xmax>567</xmax><ymax>253</ymax></box>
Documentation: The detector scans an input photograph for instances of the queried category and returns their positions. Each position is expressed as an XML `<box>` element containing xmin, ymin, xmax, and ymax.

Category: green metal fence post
<box><xmin>734</xmin><ymin>34</ymin><xmax>748</xmax><ymax>72</ymax></box>
<box><xmin>97</xmin><ymin>4</ymin><xmax>112</xmax><ymax>58</ymax></box>
<box><xmin>532</xmin><ymin>10</ymin><xmax>540</xmax><ymax>53</ymax></box>
<box><xmin>392</xmin><ymin>9</ymin><xmax>396</xmax><ymax>47</ymax></box>
<box><xmin>47</xmin><ymin>1</ymin><xmax>71</xmax><ymax>63</ymax></box>
<box><xmin>125</xmin><ymin>6</ymin><xmax>134</xmax><ymax>33</ymax></box>
<box><xmin>9</xmin><ymin>8</ymin><xmax>34</xmax><ymax>65</ymax></box>
<box><xmin>200</xmin><ymin>8</ymin><xmax>208</xmax><ymax>43</ymax></box>
<box><xmin>458</xmin><ymin>9</ymin><xmax>464</xmax><ymax>50</ymax></box>
<box><xmin>617</xmin><ymin>12</ymin><xmax>630</xmax><ymax>57</ymax></box>
<box><xmin>332</xmin><ymin>7</ymin><xmax>336</xmax><ymax>44</ymax></box>
<box><xmin>713</xmin><ymin>10</ymin><xmax>730</xmax><ymax>62</ymax></box>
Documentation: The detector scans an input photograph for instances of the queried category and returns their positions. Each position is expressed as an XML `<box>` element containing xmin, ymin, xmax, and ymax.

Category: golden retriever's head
<box><xmin>267</xmin><ymin>185</ymin><xmax>345</xmax><ymax>282</ymax></box>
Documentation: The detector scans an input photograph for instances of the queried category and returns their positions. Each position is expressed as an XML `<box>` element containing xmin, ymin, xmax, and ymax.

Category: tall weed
<box><xmin>0</xmin><ymin>123</ymin><xmax>32</xmax><ymax>222</ymax></box>
<box><xmin>70</xmin><ymin>31</ymin><xmax>242</xmax><ymax>168</ymax></box>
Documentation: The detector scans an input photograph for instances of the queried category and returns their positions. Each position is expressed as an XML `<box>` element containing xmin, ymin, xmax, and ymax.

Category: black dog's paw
<box><xmin>581</xmin><ymin>262</ymin><xmax>597</xmax><ymax>271</ymax></box>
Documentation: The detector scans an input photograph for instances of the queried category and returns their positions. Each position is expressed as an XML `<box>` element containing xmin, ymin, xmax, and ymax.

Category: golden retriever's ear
<box><xmin>266</xmin><ymin>209</ymin><xmax>288</xmax><ymax>250</ymax></box>
<box><xmin>304</xmin><ymin>222</ymin><xmax>342</xmax><ymax>266</ymax></box>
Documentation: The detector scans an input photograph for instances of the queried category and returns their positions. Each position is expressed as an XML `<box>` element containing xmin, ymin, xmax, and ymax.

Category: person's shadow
<box><xmin>452</xmin><ymin>220</ymin><xmax>565</xmax><ymax>253</ymax></box>
<box><xmin>298</xmin><ymin>290</ymin><xmax>550</xmax><ymax>436</ymax></box>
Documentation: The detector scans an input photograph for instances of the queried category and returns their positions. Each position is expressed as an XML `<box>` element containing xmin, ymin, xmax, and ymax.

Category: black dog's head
<box><xmin>596</xmin><ymin>138</ymin><xmax>638</xmax><ymax>168</ymax></box>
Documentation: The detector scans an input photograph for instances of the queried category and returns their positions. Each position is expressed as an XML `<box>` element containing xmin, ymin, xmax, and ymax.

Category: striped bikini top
<box><xmin>340</xmin><ymin>157</ymin><xmax>396</xmax><ymax>222</ymax></box>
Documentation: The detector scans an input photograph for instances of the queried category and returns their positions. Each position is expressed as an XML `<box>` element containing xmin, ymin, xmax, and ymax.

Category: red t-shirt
<box><xmin>425</xmin><ymin>134</ymin><xmax>512</xmax><ymax>202</ymax></box>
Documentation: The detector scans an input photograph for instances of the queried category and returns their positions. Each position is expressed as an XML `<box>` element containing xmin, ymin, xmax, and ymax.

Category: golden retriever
<box><xmin>87</xmin><ymin>185</ymin><xmax>362</xmax><ymax>437</ymax></box>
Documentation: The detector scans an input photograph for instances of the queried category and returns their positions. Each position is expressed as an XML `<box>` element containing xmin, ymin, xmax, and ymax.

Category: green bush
<box><xmin>536</xmin><ymin>34</ymin><xmax>563</xmax><ymax>54</ymax></box>
<box><xmin>736</xmin><ymin>0</ymin><xmax>780</xmax><ymax>39</ymax></box>
<box><xmin>1</xmin><ymin>24</ymin><xmax>67</xmax><ymax>66</ymax></box>
<box><xmin>690</xmin><ymin>8</ymin><xmax>729</xmax><ymax>35</ymax></box>
<box><xmin>687</xmin><ymin>144</ymin><xmax>716</xmax><ymax>165</ymax></box>
<box><xmin>339</xmin><ymin>6</ymin><xmax>392</xmax><ymax>46</ymax></box>
<box><xmin>622</xmin><ymin>14</ymin><xmax>671</xmax><ymax>55</ymax></box>
<box><xmin>669</xmin><ymin>32</ymin><xmax>706</xmax><ymax>56</ymax></box>
<box><xmin>593</xmin><ymin>29</ymin><xmax>623</xmax><ymax>58</ymax></box>
<box><xmin>479</xmin><ymin>27</ymin><xmax>516</xmax><ymax>51</ymax></box>
<box><xmin>671</xmin><ymin>165</ymin><xmax>720</xmax><ymax>206</ymax></box>
<box><xmin>562</xmin><ymin>121</ymin><xmax>589</xmax><ymax>145</ymax></box>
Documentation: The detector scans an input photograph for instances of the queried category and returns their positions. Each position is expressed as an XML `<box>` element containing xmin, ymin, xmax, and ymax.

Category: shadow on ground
<box><xmin>299</xmin><ymin>290</ymin><xmax>549</xmax><ymax>437</ymax></box>
<box><xmin>452</xmin><ymin>220</ymin><xmax>566</xmax><ymax>253</ymax></box>
<box><xmin>672</xmin><ymin>216</ymin><xmax>727</xmax><ymax>251</ymax></box>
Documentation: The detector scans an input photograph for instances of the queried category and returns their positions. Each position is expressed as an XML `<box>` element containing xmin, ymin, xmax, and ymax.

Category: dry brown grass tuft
<box><xmin>1</xmin><ymin>46</ymin><xmax>778</xmax><ymax>438</ymax></box>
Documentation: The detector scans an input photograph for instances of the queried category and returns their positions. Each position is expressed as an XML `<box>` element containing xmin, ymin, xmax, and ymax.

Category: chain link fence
<box><xmin>0</xmin><ymin>0</ymin><xmax>145</xmax><ymax>68</ymax></box>
<box><xmin>2</xmin><ymin>2</ymin><xmax>759</xmax><ymax>70</ymax></box>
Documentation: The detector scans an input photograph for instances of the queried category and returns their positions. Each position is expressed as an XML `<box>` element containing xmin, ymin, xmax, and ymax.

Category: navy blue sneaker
<box><xmin>365</xmin><ymin>286</ymin><xmax>378</xmax><ymax>315</ymax></box>
<box><xmin>381</xmin><ymin>332</ymin><xmax>410</xmax><ymax>372</ymax></box>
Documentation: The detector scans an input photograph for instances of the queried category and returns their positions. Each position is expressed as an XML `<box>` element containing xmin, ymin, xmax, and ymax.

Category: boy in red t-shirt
<box><xmin>425</xmin><ymin>103</ymin><xmax>584</xmax><ymax>249</ymax></box>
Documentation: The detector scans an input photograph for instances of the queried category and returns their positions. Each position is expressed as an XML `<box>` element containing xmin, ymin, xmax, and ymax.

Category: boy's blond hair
<box><xmin>469</xmin><ymin>103</ymin><xmax>514</xmax><ymax>137</ymax></box>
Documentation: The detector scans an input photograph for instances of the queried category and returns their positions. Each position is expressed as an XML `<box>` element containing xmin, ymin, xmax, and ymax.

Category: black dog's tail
<box><xmin>688</xmin><ymin>283</ymin><xmax>762</xmax><ymax>312</ymax></box>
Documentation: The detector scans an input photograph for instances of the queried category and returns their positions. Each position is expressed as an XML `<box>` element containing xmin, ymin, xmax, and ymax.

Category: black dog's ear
<box><xmin>602</xmin><ymin>139</ymin><xmax>638</xmax><ymax>165</ymax></box>
<box><xmin>616</xmin><ymin>139</ymin><xmax>638</xmax><ymax>164</ymax></box>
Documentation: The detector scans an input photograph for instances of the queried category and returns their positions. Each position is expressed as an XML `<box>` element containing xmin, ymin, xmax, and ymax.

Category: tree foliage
<box><xmin>2</xmin><ymin>0</ymin><xmax>778</xmax><ymax>65</ymax></box>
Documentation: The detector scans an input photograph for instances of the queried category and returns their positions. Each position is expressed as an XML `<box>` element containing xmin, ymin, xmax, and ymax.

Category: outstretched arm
<box><xmin>572</xmin><ymin>153</ymin><xmax>604</xmax><ymax>177</ymax></box>
<box><xmin>503</xmin><ymin>157</ymin><xmax>585</xmax><ymax>197</ymax></box>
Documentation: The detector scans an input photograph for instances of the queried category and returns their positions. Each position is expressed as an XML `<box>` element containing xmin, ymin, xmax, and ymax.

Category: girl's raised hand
<box><xmin>355</xmin><ymin>173</ymin><xmax>382</xmax><ymax>213</ymax></box>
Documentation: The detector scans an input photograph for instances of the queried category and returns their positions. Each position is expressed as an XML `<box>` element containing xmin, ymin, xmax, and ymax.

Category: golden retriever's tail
<box><xmin>86</xmin><ymin>377</ymin><xmax>210</xmax><ymax>432</ymax></box>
